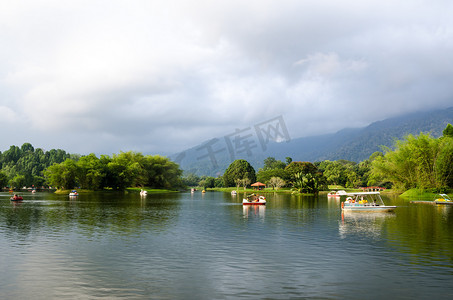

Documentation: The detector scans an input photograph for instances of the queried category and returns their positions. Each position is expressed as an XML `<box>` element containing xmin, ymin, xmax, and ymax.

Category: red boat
<box><xmin>10</xmin><ymin>194</ymin><xmax>23</xmax><ymax>201</ymax></box>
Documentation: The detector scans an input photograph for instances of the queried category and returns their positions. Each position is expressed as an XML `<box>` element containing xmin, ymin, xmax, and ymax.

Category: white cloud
<box><xmin>1</xmin><ymin>0</ymin><xmax>453</xmax><ymax>154</ymax></box>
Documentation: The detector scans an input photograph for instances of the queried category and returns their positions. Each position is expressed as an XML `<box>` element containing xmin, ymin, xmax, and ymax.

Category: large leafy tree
<box><xmin>144</xmin><ymin>155</ymin><xmax>183</xmax><ymax>189</ymax></box>
<box><xmin>285</xmin><ymin>161</ymin><xmax>318</xmax><ymax>183</ymax></box>
<box><xmin>262</xmin><ymin>157</ymin><xmax>286</xmax><ymax>170</ymax></box>
<box><xmin>44</xmin><ymin>159</ymin><xmax>78</xmax><ymax>189</ymax></box>
<box><xmin>105</xmin><ymin>151</ymin><xmax>147</xmax><ymax>190</ymax></box>
<box><xmin>256</xmin><ymin>168</ymin><xmax>289</xmax><ymax>185</ymax></box>
<box><xmin>223</xmin><ymin>159</ymin><xmax>256</xmax><ymax>187</ymax></box>
<box><xmin>371</xmin><ymin>132</ymin><xmax>451</xmax><ymax>191</ymax></box>
<box><xmin>76</xmin><ymin>153</ymin><xmax>106</xmax><ymax>190</ymax></box>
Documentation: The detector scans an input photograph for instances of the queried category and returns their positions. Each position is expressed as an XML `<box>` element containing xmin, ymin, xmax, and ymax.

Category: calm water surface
<box><xmin>1</xmin><ymin>191</ymin><xmax>453</xmax><ymax>299</ymax></box>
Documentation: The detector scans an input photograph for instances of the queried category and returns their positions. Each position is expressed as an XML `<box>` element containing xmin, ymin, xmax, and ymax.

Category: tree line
<box><xmin>184</xmin><ymin>124</ymin><xmax>453</xmax><ymax>193</ymax></box>
<box><xmin>0</xmin><ymin>143</ymin><xmax>71</xmax><ymax>188</ymax></box>
<box><xmin>0</xmin><ymin>143</ymin><xmax>182</xmax><ymax>190</ymax></box>
<box><xmin>3</xmin><ymin>124</ymin><xmax>453</xmax><ymax>193</ymax></box>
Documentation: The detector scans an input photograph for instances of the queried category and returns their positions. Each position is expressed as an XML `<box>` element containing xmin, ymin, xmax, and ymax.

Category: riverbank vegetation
<box><xmin>185</xmin><ymin>124</ymin><xmax>453</xmax><ymax>196</ymax></box>
<box><xmin>2</xmin><ymin>124</ymin><xmax>452</xmax><ymax>195</ymax></box>
<box><xmin>0</xmin><ymin>144</ymin><xmax>182</xmax><ymax>191</ymax></box>
<box><xmin>0</xmin><ymin>143</ymin><xmax>72</xmax><ymax>188</ymax></box>
<box><xmin>370</xmin><ymin>125</ymin><xmax>453</xmax><ymax>192</ymax></box>
<box><xmin>44</xmin><ymin>152</ymin><xmax>183</xmax><ymax>191</ymax></box>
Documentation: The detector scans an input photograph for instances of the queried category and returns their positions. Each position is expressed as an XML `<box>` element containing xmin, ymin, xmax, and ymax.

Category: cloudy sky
<box><xmin>1</xmin><ymin>0</ymin><xmax>452</xmax><ymax>156</ymax></box>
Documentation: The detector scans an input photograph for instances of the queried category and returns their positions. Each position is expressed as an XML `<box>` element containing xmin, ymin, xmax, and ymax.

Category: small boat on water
<box><xmin>10</xmin><ymin>194</ymin><xmax>23</xmax><ymax>201</ymax></box>
<box><xmin>341</xmin><ymin>192</ymin><xmax>396</xmax><ymax>212</ymax></box>
<box><xmin>69</xmin><ymin>190</ymin><xmax>79</xmax><ymax>196</ymax></box>
<box><xmin>243</xmin><ymin>194</ymin><xmax>266</xmax><ymax>205</ymax></box>
<box><xmin>434</xmin><ymin>194</ymin><xmax>453</xmax><ymax>205</ymax></box>
<box><xmin>328</xmin><ymin>190</ymin><xmax>346</xmax><ymax>197</ymax></box>
<box><xmin>231</xmin><ymin>190</ymin><xmax>237</xmax><ymax>195</ymax></box>
<box><xmin>140</xmin><ymin>189</ymin><xmax>147</xmax><ymax>196</ymax></box>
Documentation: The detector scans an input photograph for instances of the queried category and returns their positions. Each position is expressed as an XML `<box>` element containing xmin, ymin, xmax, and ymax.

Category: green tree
<box><xmin>256</xmin><ymin>168</ymin><xmax>289</xmax><ymax>184</ymax></box>
<box><xmin>442</xmin><ymin>123</ymin><xmax>453</xmax><ymax>138</ymax></box>
<box><xmin>268</xmin><ymin>176</ymin><xmax>285</xmax><ymax>190</ymax></box>
<box><xmin>10</xmin><ymin>174</ymin><xmax>26</xmax><ymax>189</ymax></box>
<box><xmin>241</xmin><ymin>177</ymin><xmax>251</xmax><ymax>190</ymax></box>
<box><xmin>214</xmin><ymin>177</ymin><xmax>224</xmax><ymax>187</ymax></box>
<box><xmin>435</xmin><ymin>136</ymin><xmax>453</xmax><ymax>188</ymax></box>
<box><xmin>199</xmin><ymin>176</ymin><xmax>215</xmax><ymax>190</ymax></box>
<box><xmin>223</xmin><ymin>159</ymin><xmax>256</xmax><ymax>187</ymax></box>
<box><xmin>0</xmin><ymin>171</ymin><xmax>8</xmax><ymax>188</ymax></box>
<box><xmin>144</xmin><ymin>155</ymin><xmax>182</xmax><ymax>189</ymax></box>
<box><xmin>106</xmin><ymin>151</ymin><xmax>146</xmax><ymax>189</ymax></box>
<box><xmin>21</xmin><ymin>143</ymin><xmax>34</xmax><ymax>153</ymax></box>
<box><xmin>76</xmin><ymin>153</ymin><xmax>105</xmax><ymax>190</ymax></box>
<box><xmin>285</xmin><ymin>161</ymin><xmax>317</xmax><ymax>179</ymax></box>
<box><xmin>371</xmin><ymin>133</ymin><xmax>447</xmax><ymax>191</ymax></box>
<box><xmin>263</xmin><ymin>157</ymin><xmax>286</xmax><ymax>170</ymax></box>
<box><xmin>182</xmin><ymin>173</ymin><xmax>200</xmax><ymax>186</ymax></box>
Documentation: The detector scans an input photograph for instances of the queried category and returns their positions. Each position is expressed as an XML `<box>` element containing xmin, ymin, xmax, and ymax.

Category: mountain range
<box><xmin>171</xmin><ymin>107</ymin><xmax>453</xmax><ymax>176</ymax></box>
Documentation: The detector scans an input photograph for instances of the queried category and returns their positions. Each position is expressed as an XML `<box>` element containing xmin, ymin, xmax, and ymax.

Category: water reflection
<box><xmin>0</xmin><ymin>191</ymin><xmax>181</xmax><ymax>240</ymax></box>
<box><xmin>243</xmin><ymin>205</ymin><xmax>266</xmax><ymax>219</ymax></box>
<box><xmin>2</xmin><ymin>191</ymin><xmax>453</xmax><ymax>299</ymax></box>
<box><xmin>339</xmin><ymin>212</ymin><xmax>396</xmax><ymax>239</ymax></box>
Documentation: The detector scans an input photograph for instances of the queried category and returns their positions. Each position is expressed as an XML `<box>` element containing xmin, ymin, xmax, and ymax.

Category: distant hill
<box><xmin>171</xmin><ymin>107</ymin><xmax>453</xmax><ymax>176</ymax></box>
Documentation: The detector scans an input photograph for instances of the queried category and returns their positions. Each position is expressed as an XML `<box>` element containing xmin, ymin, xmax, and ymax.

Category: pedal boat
<box><xmin>341</xmin><ymin>192</ymin><xmax>396</xmax><ymax>212</ymax></box>
<box><xmin>243</xmin><ymin>194</ymin><xmax>266</xmax><ymax>205</ymax></box>
<box><xmin>434</xmin><ymin>194</ymin><xmax>453</xmax><ymax>205</ymax></box>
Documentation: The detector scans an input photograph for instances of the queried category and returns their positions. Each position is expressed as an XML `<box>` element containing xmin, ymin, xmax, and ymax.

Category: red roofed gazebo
<box><xmin>251</xmin><ymin>182</ymin><xmax>266</xmax><ymax>190</ymax></box>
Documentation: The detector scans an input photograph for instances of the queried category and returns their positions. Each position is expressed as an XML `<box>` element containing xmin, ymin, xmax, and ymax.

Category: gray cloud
<box><xmin>1</xmin><ymin>0</ymin><xmax>452</xmax><ymax>155</ymax></box>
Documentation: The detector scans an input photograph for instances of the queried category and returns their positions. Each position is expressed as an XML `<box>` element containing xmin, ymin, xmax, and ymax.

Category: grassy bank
<box><xmin>400</xmin><ymin>188</ymin><xmax>451</xmax><ymax>200</ymax></box>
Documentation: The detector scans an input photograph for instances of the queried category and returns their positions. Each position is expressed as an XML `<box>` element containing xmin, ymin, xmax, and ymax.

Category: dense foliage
<box><xmin>0</xmin><ymin>143</ymin><xmax>71</xmax><ymax>188</ymax></box>
<box><xmin>45</xmin><ymin>151</ymin><xmax>183</xmax><ymax>190</ymax></box>
<box><xmin>223</xmin><ymin>159</ymin><xmax>256</xmax><ymax>187</ymax></box>
<box><xmin>0</xmin><ymin>143</ymin><xmax>183</xmax><ymax>190</ymax></box>
<box><xmin>370</xmin><ymin>129</ymin><xmax>453</xmax><ymax>191</ymax></box>
<box><xmin>255</xmin><ymin>158</ymin><xmax>328</xmax><ymax>193</ymax></box>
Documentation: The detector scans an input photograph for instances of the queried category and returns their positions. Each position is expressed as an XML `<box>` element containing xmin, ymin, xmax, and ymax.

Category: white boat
<box><xmin>328</xmin><ymin>190</ymin><xmax>346</xmax><ymax>197</ymax></box>
<box><xmin>140</xmin><ymin>189</ymin><xmax>147</xmax><ymax>196</ymax></box>
<box><xmin>434</xmin><ymin>194</ymin><xmax>453</xmax><ymax>205</ymax></box>
<box><xmin>69</xmin><ymin>190</ymin><xmax>78</xmax><ymax>196</ymax></box>
<box><xmin>231</xmin><ymin>190</ymin><xmax>237</xmax><ymax>195</ymax></box>
<box><xmin>243</xmin><ymin>194</ymin><xmax>266</xmax><ymax>205</ymax></box>
<box><xmin>341</xmin><ymin>192</ymin><xmax>396</xmax><ymax>212</ymax></box>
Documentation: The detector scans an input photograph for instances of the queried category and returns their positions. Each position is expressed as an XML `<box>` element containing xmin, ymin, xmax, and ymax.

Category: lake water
<box><xmin>1</xmin><ymin>191</ymin><xmax>452</xmax><ymax>299</ymax></box>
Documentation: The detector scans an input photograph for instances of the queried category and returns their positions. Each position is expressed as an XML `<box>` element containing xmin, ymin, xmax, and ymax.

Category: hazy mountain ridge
<box><xmin>172</xmin><ymin>107</ymin><xmax>453</xmax><ymax>176</ymax></box>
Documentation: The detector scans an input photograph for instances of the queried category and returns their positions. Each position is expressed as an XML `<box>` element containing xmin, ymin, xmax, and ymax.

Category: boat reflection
<box><xmin>339</xmin><ymin>212</ymin><xmax>395</xmax><ymax>239</ymax></box>
<box><xmin>243</xmin><ymin>205</ymin><xmax>266</xmax><ymax>219</ymax></box>
<box><xmin>435</xmin><ymin>204</ymin><xmax>452</xmax><ymax>220</ymax></box>
<box><xmin>327</xmin><ymin>195</ymin><xmax>341</xmax><ymax>209</ymax></box>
